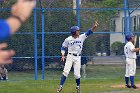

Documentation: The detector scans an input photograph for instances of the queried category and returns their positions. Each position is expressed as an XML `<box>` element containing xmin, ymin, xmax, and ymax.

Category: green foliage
<box><xmin>85</xmin><ymin>0</ymin><xmax>123</xmax><ymax>8</ymax></box>
<box><xmin>111</xmin><ymin>41</ymin><xmax>124</xmax><ymax>55</ymax></box>
<box><xmin>102</xmin><ymin>0</ymin><xmax>123</xmax><ymax>8</ymax></box>
<box><xmin>1</xmin><ymin>1</ymin><xmax>124</xmax><ymax>64</ymax></box>
<box><xmin>81</xmin><ymin>0</ymin><xmax>123</xmax><ymax>32</ymax></box>
<box><xmin>44</xmin><ymin>11</ymin><xmax>77</xmax><ymax>32</ymax></box>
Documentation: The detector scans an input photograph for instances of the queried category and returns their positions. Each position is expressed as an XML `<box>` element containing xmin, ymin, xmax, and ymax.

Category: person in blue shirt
<box><xmin>0</xmin><ymin>0</ymin><xmax>35</xmax><ymax>64</ymax></box>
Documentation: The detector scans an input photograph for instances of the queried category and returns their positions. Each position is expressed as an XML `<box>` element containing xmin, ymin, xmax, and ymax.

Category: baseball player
<box><xmin>57</xmin><ymin>21</ymin><xmax>98</xmax><ymax>93</ymax></box>
<box><xmin>124</xmin><ymin>34</ymin><xmax>140</xmax><ymax>89</ymax></box>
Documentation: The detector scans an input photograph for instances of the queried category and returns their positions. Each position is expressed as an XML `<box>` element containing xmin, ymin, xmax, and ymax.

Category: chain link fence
<box><xmin>0</xmin><ymin>0</ymin><xmax>140</xmax><ymax>81</ymax></box>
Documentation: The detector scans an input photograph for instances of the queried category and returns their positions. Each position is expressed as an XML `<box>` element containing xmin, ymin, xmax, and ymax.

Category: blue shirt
<box><xmin>0</xmin><ymin>20</ymin><xmax>10</xmax><ymax>41</ymax></box>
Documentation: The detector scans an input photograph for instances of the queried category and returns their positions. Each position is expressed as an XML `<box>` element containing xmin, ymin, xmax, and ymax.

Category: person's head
<box><xmin>70</xmin><ymin>26</ymin><xmax>80</xmax><ymax>37</ymax></box>
<box><xmin>125</xmin><ymin>34</ymin><xmax>135</xmax><ymax>42</ymax></box>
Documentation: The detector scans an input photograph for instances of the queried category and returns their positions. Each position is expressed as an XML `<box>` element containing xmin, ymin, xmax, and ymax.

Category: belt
<box><xmin>69</xmin><ymin>53</ymin><xmax>81</xmax><ymax>56</ymax></box>
<box><xmin>126</xmin><ymin>57</ymin><xmax>136</xmax><ymax>59</ymax></box>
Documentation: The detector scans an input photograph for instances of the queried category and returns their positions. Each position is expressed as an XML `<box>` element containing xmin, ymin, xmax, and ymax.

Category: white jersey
<box><xmin>124</xmin><ymin>42</ymin><xmax>136</xmax><ymax>59</ymax></box>
<box><xmin>62</xmin><ymin>33</ymin><xmax>88</xmax><ymax>55</ymax></box>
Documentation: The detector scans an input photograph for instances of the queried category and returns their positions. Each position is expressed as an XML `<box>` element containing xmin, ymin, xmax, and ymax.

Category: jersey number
<box><xmin>125</xmin><ymin>47</ymin><xmax>128</xmax><ymax>54</ymax></box>
<box><xmin>79</xmin><ymin>45</ymin><xmax>81</xmax><ymax>49</ymax></box>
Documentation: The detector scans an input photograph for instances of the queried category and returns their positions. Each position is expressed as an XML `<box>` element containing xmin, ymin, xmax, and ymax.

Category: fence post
<box><xmin>42</xmin><ymin>8</ymin><xmax>45</xmax><ymax>80</ymax></box>
<box><xmin>124</xmin><ymin>0</ymin><xmax>127</xmax><ymax>43</ymax></box>
<box><xmin>76</xmin><ymin>0</ymin><xmax>81</xmax><ymax>27</ymax></box>
<box><xmin>34</xmin><ymin>6</ymin><xmax>38</xmax><ymax>80</ymax></box>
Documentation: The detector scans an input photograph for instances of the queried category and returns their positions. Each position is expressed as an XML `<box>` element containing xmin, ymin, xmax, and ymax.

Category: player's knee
<box><xmin>129</xmin><ymin>70</ymin><xmax>135</xmax><ymax>76</ymax></box>
<box><xmin>130</xmin><ymin>72</ymin><xmax>135</xmax><ymax>76</ymax></box>
<box><xmin>74</xmin><ymin>74</ymin><xmax>81</xmax><ymax>79</ymax></box>
<box><xmin>62</xmin><ymin>71</ymin><xmax>69</xmax><ymax>77</ymax></box>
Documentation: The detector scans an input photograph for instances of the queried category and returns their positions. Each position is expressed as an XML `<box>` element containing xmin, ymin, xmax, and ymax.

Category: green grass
<box><xmin>0</xmin><ymin>79</ymin><xmax>140</xmax><ymax>93</ymax></box>
<box><xmin>1</xmin><ymin>65</ymin><xmax>140</xmax><ymax>93</ymax></box>
<box><xmin>8</xmin><ymin>65</ymin><xmax>127</xmax><ymax>80</ymax></box>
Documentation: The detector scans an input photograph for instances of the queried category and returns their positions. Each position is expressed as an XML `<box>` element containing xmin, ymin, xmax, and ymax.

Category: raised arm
<box><xmin>0</xmin><ymin>0</ymin><xmax>35</xmax><ymax>64</ymax></box>
<box><xmin>91</xmin><ymin>21</ymin><xmax>99</xmax><ymax>32</ymax></box>
<box><xmin>84</xmin><ymin>21</ymin><xmax>99</xmax><ymax>37</ymax></box>
<box><xmin>6</xmin><ymin>0</ymin><xmax>35</xmax><ymax>34</ymax></box>
<box><xmin>0</xmin><ymin>0</ymin><xmax>35</xmax><ymax>41</ymax></box>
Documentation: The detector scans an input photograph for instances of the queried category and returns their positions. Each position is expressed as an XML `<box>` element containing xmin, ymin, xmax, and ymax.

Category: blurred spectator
<box><xmin>0</xmin><ymin>65</ymin><xmax>8</xmax><ymax>80</ymax></box>
<box><xmin>0</xmin><ymin>0</ymin><xmax>35</xmax><ymax>64</ymax></box>
<box><xmin>81</xmin><ymin>56</ymin><xmax>87</xmax><ymax>78</ymax></box>
<box><xmin>0</xmin><ymin>0</ymin><xmax>5</xmax><ymax>5</ymax></box>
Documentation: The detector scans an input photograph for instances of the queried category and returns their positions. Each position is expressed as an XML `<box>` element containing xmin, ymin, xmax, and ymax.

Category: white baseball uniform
<box><xmin>61</xmin><ymin>32</ymin><xmax>90</xmax><ymax>79</ymax></box>
<box><xmin>124</xmin><ymin>41</ymin><xmax>136</xmax><ymax>77</ymax></box>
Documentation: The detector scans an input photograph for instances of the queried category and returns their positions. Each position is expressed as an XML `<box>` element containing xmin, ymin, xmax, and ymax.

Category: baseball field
<box><xmin>1</xmin><ymin>65</ymin><xmax>140</xmax><ymax>93</ymax></box>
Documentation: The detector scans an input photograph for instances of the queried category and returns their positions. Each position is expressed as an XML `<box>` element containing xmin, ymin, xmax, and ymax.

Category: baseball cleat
<box><xmin>131</xmin><ymin>85</ymin><xmax>138</xmax><ymax>89</ymax></box>
<box><xmin>57</xmin><ymin>86</ymin><xmax>62</xmax><ymax>92</ymax></box>
<box><xmin>125</xmin><ymin>84</ymin><xmax>131</xmax><ymax>88</ymax></box>
<box><xmin>76</xmin><ymin>86</ymin><xmax>81</xmax><ymax>93</ymax></box>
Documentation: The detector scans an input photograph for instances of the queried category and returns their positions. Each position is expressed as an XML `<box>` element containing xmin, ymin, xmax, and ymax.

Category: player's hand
<box><xmin>91</xmin><ymin>21</ymin><xmax>99</xmax><ymax>32</ymax></box>
<box><xmin>94</xmin><ymin>21</ymin><xmax>99</xmax><ymax>27</ymax></box>
<box><xmin>0</xmin><ymin>43</ymin><xmax>15</xmax><ymax>64</ymax></box>
<box><xmin>61</xmin><ymin>55</ymin><xmax>65</xmax><ymax>62</ymax></box>
<box><xmin>11</xmin><ymin>0</ymin><xmax>35</xmax><ymax>22</ymax></box>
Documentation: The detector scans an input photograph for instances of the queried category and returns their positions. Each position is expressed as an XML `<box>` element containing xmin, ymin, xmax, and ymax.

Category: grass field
<box><xmin>1</xmin><ymin>65</ymin><xmax>140</xmax><ymax>93</ymax></box>
<box><xmin>1</xmin><ymin>79</ymin><xmax>140</xmax><ymax>93</ymax></box>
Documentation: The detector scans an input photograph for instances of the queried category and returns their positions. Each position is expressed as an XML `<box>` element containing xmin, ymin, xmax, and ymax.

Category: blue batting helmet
<box><xmin>70</xmin><ymin>26</ymin><xmax>80</xmax><ymax>35</ymax></box>
<box><xmin>125</xmin><ymin>34</ymin><xmax>134</xmax><ymax>41</ymax></box>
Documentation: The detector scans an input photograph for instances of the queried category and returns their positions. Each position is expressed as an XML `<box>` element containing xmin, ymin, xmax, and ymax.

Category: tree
<box><xmin>111</xmin><ymin>41</ymin><xmax>124</xmax><ymax>55</ymax></box>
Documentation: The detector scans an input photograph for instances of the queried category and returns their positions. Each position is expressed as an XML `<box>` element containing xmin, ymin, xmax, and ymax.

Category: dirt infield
<box><xmin>111</xmin><ymin>84</ymin><xmax>140</xmax><ymax>89</ymax></box>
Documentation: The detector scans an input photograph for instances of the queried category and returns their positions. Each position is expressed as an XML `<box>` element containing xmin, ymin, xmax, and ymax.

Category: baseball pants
<box><xmin>125</xmin><ymin>58</ymin><xmax>136</xmax><ymax>77</ymax></box>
